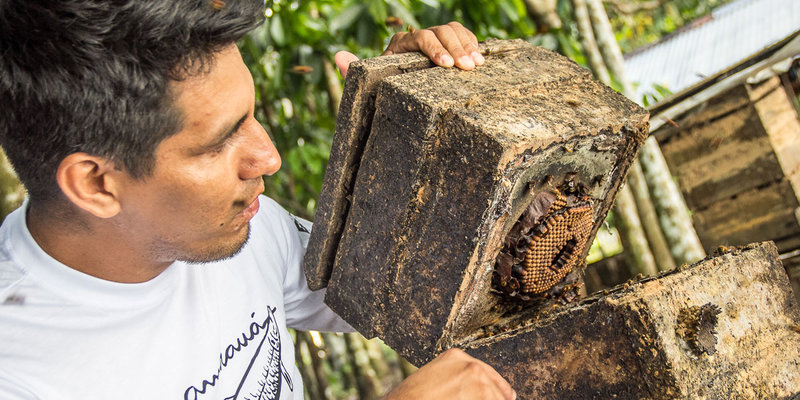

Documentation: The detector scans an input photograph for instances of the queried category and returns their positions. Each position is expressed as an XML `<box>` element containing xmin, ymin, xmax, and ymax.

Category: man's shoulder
<box><xmin>0</xmin><ymin>259</ymin><xmax>26</xmax><ymax>303</ymax></box>
<box><xmin>251</xmin><ymin>195</ymin><xmax>311</xmax><ymax>243</ymax></box>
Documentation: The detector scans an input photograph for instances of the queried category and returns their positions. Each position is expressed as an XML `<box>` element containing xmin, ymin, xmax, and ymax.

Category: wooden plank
<box><xmin>656</xmin><ymin>84</ymin><xmax>751</xmax><ymax>143</ymax></box>
<box><xmin>752</xmin><ymin>76</ymin><xmax>800</xmax><ymax>200</ymax></box>
<box><xmin>303</xmin><ymin>53</ymin><xmax>435</xmax><ymax>290</ymax></box>
<box><xmin>659</xmin><ymin>102</ymin><xmax>784</xmax><ymax>209</ymax></box>
<box><xmin>464</xmin><ymin>242</ymin><xmax>800</xmax><ymax>399</ymax></box>
<box><xmin>692</xmin><ymin>179</ymin><xmax>800</xmax><ymax>252</ymax></box>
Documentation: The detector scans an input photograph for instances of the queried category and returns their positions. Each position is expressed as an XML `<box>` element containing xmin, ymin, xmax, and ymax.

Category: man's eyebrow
<box><xmin>210</xmin><ymin>114</ymin><xmax>248</xmax><ymax>147</ymax></box>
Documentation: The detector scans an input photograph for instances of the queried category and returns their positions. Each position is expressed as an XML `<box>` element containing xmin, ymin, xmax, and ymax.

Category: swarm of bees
<box><xmin>676</xmin><ymin>303</ymin><xmax>722</xmax><ymax>356</ymax></box>
<box><xmin>493</xmin><ymin>174</ymin><xmax>594</xmax><ymax>301</ymax></box>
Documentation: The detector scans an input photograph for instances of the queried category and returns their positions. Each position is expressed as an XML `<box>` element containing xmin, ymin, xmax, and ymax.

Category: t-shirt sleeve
<box><xmin>278</xmin><ymin>210</ymin><xmax>354</xmax><ymax>333</ymax></box>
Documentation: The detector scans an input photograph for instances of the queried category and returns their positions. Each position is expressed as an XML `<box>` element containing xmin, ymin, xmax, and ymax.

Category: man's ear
<box><xmin>55</xmin><ymin>153</ymin><xmax>122</xmax><ymax>218</ymax></box>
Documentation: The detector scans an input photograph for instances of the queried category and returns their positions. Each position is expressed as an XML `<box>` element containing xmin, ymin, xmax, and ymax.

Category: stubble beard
<box><xmin>166</xmin><ymin>222</ymin><xmax>252</xmax><ymax>265</ymax></box>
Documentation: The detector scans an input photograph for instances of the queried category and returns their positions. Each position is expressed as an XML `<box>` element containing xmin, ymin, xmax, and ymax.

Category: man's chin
<box><xmin>183</xmin><ymin>223</ymin><xmax>251</xmax><ymax>264</ymax></box>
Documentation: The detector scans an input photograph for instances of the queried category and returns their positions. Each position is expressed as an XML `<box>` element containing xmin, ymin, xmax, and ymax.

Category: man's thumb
<box><xmin>334</xmin><ymin>51</ymin><xmax>359</xmax><ymax>79</ymax></box>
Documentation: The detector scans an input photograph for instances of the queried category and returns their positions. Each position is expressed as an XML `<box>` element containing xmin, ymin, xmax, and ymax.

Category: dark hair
<box><xmin>0</xmin><ymin>0</ymin><xmax>265</xmax><ymax>201</ymax></box>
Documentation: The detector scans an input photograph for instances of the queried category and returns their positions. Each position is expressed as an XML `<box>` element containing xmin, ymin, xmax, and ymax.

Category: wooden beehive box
<box><xmin>655</xmin><ymin>76</ymin><xmax>800</xmax><ymax>253</ymax></box>
<box><xmin>465</xmin><ymin>242</ymin><xmax>800</xmax><ymax>399</ymax></box>
<box><xmin>304</xmin><ymin>39</ymin><xmax>650</xmax><ymax>365</ymax></box>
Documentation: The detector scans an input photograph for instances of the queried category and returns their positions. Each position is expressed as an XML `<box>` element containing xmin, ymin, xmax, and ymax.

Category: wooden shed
<box><xmin>654</xmin><ymin>75</ymin><xmax>800</xmax><ymax>254</ymax></box>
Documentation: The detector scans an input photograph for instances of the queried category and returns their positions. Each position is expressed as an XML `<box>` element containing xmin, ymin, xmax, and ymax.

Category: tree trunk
<box><xmin>575</xmin><ymin>0</ymin><xmax>657</xmax><ymax>274</ymax></box>
<box><xmin>294</xmin><ymin>333</ymin><xmax>319</xmax><ymax>400</ymax></box>
<box><xmin>323</xmin><ymin>57</ymin><xmax>342</xmax><ymax>116</ymax></box>
<box><xmin>344</xmin><ymin>333</ymin><xmax>382</xmax><ymax>400</ymax></box>
<box><xmin>585</xmin><ymin>0</ymin><xmax>634</xmax><ymax>96</ymax></box>
<box><xmin>627</xmin><ymin>161</ymin><xmax>677</xmax><ymax>271</ymax></box>
<box><xmin>613</xmin><ymin>185</ymin><xmax>658</xmax><ymax>276</ymax></box>
<box><xmin>364</xmin><ymin>338</ymin><xmax>392</xmax><ymax>387</ymax></box>
<box><xmin>585</xmin><ymin>0</ymin><xmax>705</xmax><ymax>266</ymax></box>
<box><xmin>298</xmin><ymin>331</ymin><xmax>330</xmax><ymax>400</ymax></box>
<box><xmin>321</xmin><ymin>332</ymin><xmax>357</xmax><ymax>391</ymax></box>
<box><xmin>523</xmin><ymin>0</ymin><xmax>562</xmax><ymax>32</ymax></box>
<box><xmin>639</xmin><ymin>139</ymin><xmax>706</xmax><ymax>265</ymax></box>
<box><xmin>570</xmin><ymin>0</ymin><xmax>611</xmax><ymax>84</ymax></box>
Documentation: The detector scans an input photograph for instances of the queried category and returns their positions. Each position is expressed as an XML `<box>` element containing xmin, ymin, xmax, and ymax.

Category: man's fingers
<box><xmin>478</xmin><ymin>360</ymin><xmax>516</xmax><ymax>400</ymax></box>
<box><xmin>430</xmin><ymin>24</ymin><xmax>472</xmax><ymax>69</ymax></box>
<box><xmin>382</xmin><ymin>22</ymin><xmax>483</xmax><ymax>70</ymax></box>
<box><xmin>446</xmin><ymin>21</ymin><xmax>484</xmax><ymax>66</ymax></box>
<box><xmin>408</xmin><ymin>29</ymin><xmax>455</xmax><ymax>68</ymax></box>
<box><xmin>334</xmin><ymin>51</ymin><xmax>359</xmax><ymax>79</ymax></box>
<box><xmin>443</xmin><ymin>349</ymin><xmax>515</xmax><ymax>400</ymax></box>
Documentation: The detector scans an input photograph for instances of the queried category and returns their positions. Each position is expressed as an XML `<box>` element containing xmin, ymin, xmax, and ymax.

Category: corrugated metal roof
<box><xmin>624</xmin><ymin>0</ymin><xmax>800</xmax><ymax>102</ymax></box>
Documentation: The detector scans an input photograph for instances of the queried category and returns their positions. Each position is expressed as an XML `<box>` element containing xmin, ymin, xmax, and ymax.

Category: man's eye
<box><xmin>211</xmin><ymin>142</ymin><xmax>227</xmax><ymax>154</ymax></box>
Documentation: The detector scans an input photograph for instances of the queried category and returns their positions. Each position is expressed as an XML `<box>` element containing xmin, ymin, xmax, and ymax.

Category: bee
<box><xmin>665</xmin><ymin>117</ymin><xmax>679</xmax><ymax>128</ymax></box>
<box><xmin>291</xmin><ymin>65</ymin><xmax>313</xmax><ymax>74</ymax></box>
<box><xmin>385</xmin><ymin>16</ymin><xmax>404</xmax><ymax>28</ymax></box>
<box><xmin>210</xmin><ymin>0</ymin><xmax>225</xmax><ymax>10</ymax></box>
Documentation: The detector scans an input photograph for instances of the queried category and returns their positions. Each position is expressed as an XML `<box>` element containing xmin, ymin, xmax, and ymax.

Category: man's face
<box><xmin>116</xmin><ymin>45</ymin><xmax>281</xmax><ymax>263</ymax></box>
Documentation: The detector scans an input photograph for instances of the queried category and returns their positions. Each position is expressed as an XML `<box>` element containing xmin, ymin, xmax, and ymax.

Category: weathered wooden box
<box><xmin>655</xmin><ymin>76</ymin><xmax>800</xmax><ymax>253</ymax></box>
<box><xmin>304</xmin><ymin>39</ymin><xmax>650</xmax><ymax>365</ymax></box>
<box><xmin>466</xmin><ymin>242</ymin><xmax>800</xmax><ymax>399</ymax></box>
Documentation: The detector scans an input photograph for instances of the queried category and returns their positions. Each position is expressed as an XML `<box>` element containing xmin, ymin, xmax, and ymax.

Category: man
<box><xmin>0</xmin><ymin>0</ymin><xmax>515</xmax><ymax>399</ymax></box>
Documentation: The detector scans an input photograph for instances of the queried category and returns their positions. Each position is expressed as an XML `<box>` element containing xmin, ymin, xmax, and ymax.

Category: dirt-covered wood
<box><xmin>464</xmin><ymin>242</ymin><xmax>800</xmax><ymax>399</ymax></box>
<box><xmin>306</xmin><ymin>39</ymin><xmax>649</xmax><ymax>365</ymax></box>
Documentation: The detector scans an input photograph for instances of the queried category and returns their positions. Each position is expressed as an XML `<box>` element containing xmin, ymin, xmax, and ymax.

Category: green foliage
<box><xmin>606</xmin><ymin>0</ymin><xmax>733</xmax><ymax>53</ymax></box>
<box><xmin>640</xmin><ymin>82</ymin><xmax>673</xmax><ymax>107</ymax></box>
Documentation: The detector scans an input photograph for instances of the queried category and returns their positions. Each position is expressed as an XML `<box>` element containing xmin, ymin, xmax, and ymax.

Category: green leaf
<box><xmin>330</xmin><ymin>3</ymin><xmax>367</xmax><ymax>33</ymax></box>
<box><xmin>386</xmin><ymin>0</ymin><xmax>420</xmax><ymax>30</ymax></box>
<box><xmin>270</xmin><ymin>16</ymin><xmax>286</xmax><ymax>46</ymax></box>
<box><xmin>498</xmin><ymin>0</ymin><xmax>520</xmax><ymax>23</ymax></box>
<box><xmin>367</xmin><ymin>0</ymin><xmax>389</xmax><ymax>22</ymax></box>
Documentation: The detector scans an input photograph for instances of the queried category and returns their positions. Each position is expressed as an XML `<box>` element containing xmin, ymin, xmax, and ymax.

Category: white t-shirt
<box><xmin>0</xmin><ymin>196</ymin><xmax>352</xmax><ymax>399</ymax></box>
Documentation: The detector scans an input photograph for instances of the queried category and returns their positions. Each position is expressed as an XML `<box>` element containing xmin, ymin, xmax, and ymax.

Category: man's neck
<box><xmin>26</xmin><ymin>203</ymin><xmax>172</xmax><ymax>283</ymax></box>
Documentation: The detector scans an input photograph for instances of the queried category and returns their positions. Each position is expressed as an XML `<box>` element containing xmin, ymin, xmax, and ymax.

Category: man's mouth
<box><xmin>239</xmin><ymin>195</ymin><xmax>260</xmax><ymax>218</ymax></box>
<box><xmin>230</xmin><ymin>196</ymin><xmax>260</xmax><ymax>231</ymax></box>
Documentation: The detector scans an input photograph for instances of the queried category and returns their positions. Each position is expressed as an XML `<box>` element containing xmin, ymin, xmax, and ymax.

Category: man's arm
<box><xmin>331</xmin><ymin>23</ymin><xmax>514</xmax><ymax>400</ymax></box>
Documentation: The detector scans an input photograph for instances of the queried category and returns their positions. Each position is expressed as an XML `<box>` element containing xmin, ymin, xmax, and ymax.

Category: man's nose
<box><xmin>238</xmin><ymin>120</ymin><xmax>281</xmax><ymax>180</ymax></box>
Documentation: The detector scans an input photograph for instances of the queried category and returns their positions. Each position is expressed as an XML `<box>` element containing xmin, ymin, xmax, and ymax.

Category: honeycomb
<box><xmin>519</xmin><ymin>196</ymin><xmax>592</xmax><ymax>294</ymax></box>
<box><xmin>494</xmin><ymin>187</ymin><xmax>594</xmax><ymax>297</ymax></box>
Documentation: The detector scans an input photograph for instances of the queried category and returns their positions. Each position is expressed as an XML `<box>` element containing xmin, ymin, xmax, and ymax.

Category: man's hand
<box><xmin>334</xmin><ymin>22</ymin><xmax>485</xmax><ymax>78</ymax></box>
<box><xmin>382</xmin><ymin>348</ymin><xmax>516</xmax><ymax>400</ymax></box>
